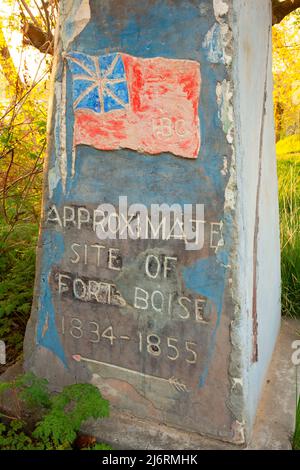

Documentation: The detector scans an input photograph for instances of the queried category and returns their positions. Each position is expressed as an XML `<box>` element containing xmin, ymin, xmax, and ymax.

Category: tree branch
<box><xmin>14</xmin><ymin>1</ymin><xmax>300</xmax><ymax>54</ymax></box>
<box><xmin>18</xmin><ymin>0</ymin><xmax>40</xmax><ymax>28</ymax></box>
<box><xmin>18</xmin><ymin>0</ymin><xmax>56</xmax><ymax>55</ymax></box>
<box><xmin>272</xmin><ymin>0</ymin><xmax>300</xmax><ymax>25</ymax></box>
<box><xmin>22</xmin><ymin>22</ymin><xmax>53</xmax><ymax>54</ymax></box>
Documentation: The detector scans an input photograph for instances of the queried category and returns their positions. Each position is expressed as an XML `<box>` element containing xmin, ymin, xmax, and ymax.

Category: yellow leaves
<box><xmin>272</xmin><ymin>11</ymin><xmax>300</xmax><ymax>139</ymax></box>
<box><xmin>0</xmin><ymin>4</ymin><xmax>51</xmax><ymax>227</ymax></box>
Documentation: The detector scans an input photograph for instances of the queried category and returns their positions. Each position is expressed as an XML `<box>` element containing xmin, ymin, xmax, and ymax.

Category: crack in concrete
<box><xmin>251</xmin><ymin>26</ymin><xmax>271</xmax><ymax>363</ymax></box>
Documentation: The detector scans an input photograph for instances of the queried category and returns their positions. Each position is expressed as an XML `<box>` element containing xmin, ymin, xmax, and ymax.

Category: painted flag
<box><xmin>66</xmin><ymin>51</ymin><xmax>201</xmax><ymax>159</ymax></box>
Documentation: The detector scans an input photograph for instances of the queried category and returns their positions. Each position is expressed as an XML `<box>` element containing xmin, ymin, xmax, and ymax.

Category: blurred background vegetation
<box><xmin>0</xmin><ymin>1</ymin><xmax>299</xmax><ymax>370</ymax></box>
<box><xmin>273</xmin><ymin>12</ymin><xmax>300</xmax><ymax>317</ymax></box>
<box><xmin>0</xmin><ymin>0</ymin><xmax>56</xmax><ymax>368</ymax></box>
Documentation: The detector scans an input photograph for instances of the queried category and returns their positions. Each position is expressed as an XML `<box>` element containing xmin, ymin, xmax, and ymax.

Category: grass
<box><xmin>277</xmin><ymin>135</ymin><xmax>300</xmax><ymax>156</ymax></box>
<box><xmin>277</xmin><ymin>134</ymin><xmax>300</xmax><ymax>318</ymax></box>
<box><xmin>293</xmin><ymin>395</ymin><xmax>300</xmax><ymax>450</ymax></box>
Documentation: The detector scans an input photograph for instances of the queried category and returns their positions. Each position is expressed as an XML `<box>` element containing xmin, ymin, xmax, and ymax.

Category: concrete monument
<box><xmin>25</xmin><ymin>0</ymin><xmax>281</xmax><ymax>447</ymax></box>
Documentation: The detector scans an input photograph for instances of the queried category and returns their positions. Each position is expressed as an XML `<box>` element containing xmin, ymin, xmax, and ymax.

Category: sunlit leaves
<box><xmin>273</xmin><ymin>11</ymin><xmax>300</xmax><ymax>140</ymax></box>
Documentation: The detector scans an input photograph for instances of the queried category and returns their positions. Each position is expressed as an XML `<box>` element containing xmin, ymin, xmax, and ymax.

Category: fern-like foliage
<box><xmin>0</xmin><ymin>420</ymin><xmax>38</xmax><ymax>450</ymax></box>
<box><xmin>0</xmin><ymin>373</ymin><xmax>110</xmax><ymax>450</ymax></box>
<box><xmin>16</xmin><ymin>372</ymin><xmax>51</xmax><ymax>410</ymax></box>
<box><xmin>0</xmin><ymin>222</ymin><xmax>38</xmax><ymax>366</ymax></box>
<box><xmin>84</xmin><ymin>443</ymin><xmax>113</xmax><ymax>450</ymax></box>
<box><xmin>33</xmin><ymin>384</ymin><xmax>109</xmax><ymax>449</ymax></box>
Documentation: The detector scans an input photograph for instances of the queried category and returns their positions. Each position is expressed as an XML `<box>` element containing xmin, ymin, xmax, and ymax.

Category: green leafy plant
<box><xmin>0</xmin><ymin>371</ymin><xmax>51</xmax><ymax>422</ymax></box>
<box><xmin>83</xmin><ymin>443</ymin><xmax>113</xmax><ymax>450</ymax></box>
<box><xmin>33</xmin><ymin>383</ymin><xmax>110</xmax><ymax>449</ymax></box>
<box><xmin>0</xmin><ymin>420</ymin><xmax>38</xmax><ymax>450</ymax></box>
<box><xmin>0</xmin><ymin>221</ymin><xmax>38</xmax><ymax>368</ymax></box>
<box><xmin>0</xmin><ymin>372</ymin><xmax>111</xmax><ymax>450</ymax></box>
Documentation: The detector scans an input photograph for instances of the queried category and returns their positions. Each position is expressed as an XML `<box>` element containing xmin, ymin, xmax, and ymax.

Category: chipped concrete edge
<box><xmin>216</xmin><ymin>0</ymin><xmax>247</xmax><ymax>445</ymax></box>
<box><xmin>23</xmin><ymin>3</ymin><xmax>67</xmax><ymax>374</ymax></box>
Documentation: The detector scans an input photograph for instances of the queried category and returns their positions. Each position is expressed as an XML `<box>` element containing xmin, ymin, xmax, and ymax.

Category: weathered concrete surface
<box><xmin>1</xmin><ymin>319</ymin><xmax>298</xmax><ymax>449</ymax></box>
<box><xmin>23</xmin><ymin>0</ymin><xmax>281</xmax><ymax>446</ymax></box>
<box><xmin>80</xmin><ymin>318</ymin><xmax>299</xmax><ymax>450</ymax></box>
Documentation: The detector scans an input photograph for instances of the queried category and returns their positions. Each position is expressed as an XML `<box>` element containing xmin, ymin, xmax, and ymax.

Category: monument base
<box><xmin>82</xmin><ymin>410</ymin><xmax>244</xmax><ymax>450</ymax></box>
<box><xmin>81</xmin><ymin>318</ymin><xmax>297</xmax><ymax>450</ymax></box>
<box><xmin>0</xmin><ymin>319</ymin><xmax>296</xmax><ymax>450</ymax></box>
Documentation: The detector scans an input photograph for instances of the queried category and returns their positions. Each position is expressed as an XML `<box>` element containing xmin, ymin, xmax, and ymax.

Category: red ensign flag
<box><xmin>67</xmin><ymin>52</ymin><xmax>201</xmax><ymax>159</ymax></box>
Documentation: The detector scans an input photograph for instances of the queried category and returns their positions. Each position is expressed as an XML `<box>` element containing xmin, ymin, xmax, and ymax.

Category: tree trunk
<box><xmin>0</xmin><ymin>22</ymin><xmax>24</xmax><ymax>94</ymax></box>
<box><xmin>272</xmin><ymin>0</ymin><xmax>300</xmax><ymax>25</ymax></box>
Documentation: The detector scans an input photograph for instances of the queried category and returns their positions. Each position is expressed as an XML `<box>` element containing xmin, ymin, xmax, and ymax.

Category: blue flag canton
<box><xmin>66</xmin><ymin>52</ymin><xmax>129</xmax><ymax>114</ymax></box>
